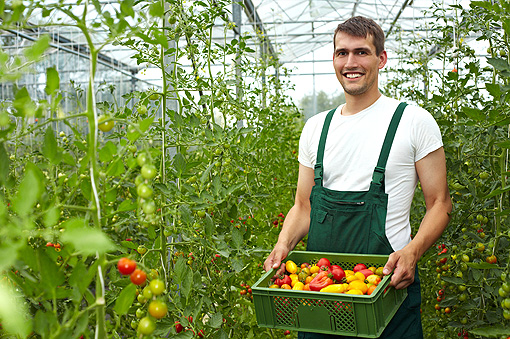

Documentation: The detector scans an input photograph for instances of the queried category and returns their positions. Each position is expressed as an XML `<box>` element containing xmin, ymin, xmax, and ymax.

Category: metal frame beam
<box><xmin>242</xmin><ymin>0</ymin><xmax>277</xmax><ymax>58</ymax></box>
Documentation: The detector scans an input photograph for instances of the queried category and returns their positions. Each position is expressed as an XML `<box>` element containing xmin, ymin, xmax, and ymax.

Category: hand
<box><xmin>383</xmin><ymin>249</ymin><xmax>417</xmax><ymax>290</ymax></box>
<box><xmin>263</xmin><ymin>242</ymin><xmax>290</xmax><ymax>275</ymax></box>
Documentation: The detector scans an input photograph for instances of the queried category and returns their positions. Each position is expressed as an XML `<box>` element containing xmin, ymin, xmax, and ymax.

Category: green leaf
<box><xmin>181</xmin><ymin>269</ymin><xmax>193</xmax><ymax>300</ymax></box>
<box><xmin>209</xmin><ymin>312</ymin><xmax>223</xmax><ymax>328</ymax></box>
<box><xmin>43</xmin><ymin>206</ymin><xmax>60</xmax><ymax>228</ymax></box>
<box><xmin>173</xmin><ymin>153</ymin><xmax>187</xmax><ymax>175</ymax></box>
<box><xmin>139</xmin><ymin>116</ymin><xmax>154</xmax><ymax>132</ymax></box>
<box><xmin>45</xmin><ymin>67</ymin><xmax>60</xmax><ymax>95</ymax></box>
<box><xmin>175</xmin><ymin>256</ymin><xmax>187</xmax><ymax>284</ymax></box>
<box><xmin>0</xmin><ymin>280</ymin><xmax>32</xmax><ymax>337</ymax></box>
<box><xmin>118</xmin><ymin>199</ymin><xmax>137</xmax><ymax>212</ymax></box>
<box><xmin>462</xmin><ymin>107</ymin><xmax>485</xmax><ymax>121</ymax></box>
<box><xmin>99</xmin><ymin>141</ymin><xmax>117</xmax><ymax>162</ymax></box>
<box><xmin>467</xmin><ymin>262</ymin><xmax>499</xmax><ymax>269</ymax></box>
<box><xmin>470</xmin><ymin>325</ymin><xmax>510</xmax><ymax>337</ymax></box>
<box><xmin>13</xmin><ymin>87</ymin><xmax>36</xmax><ymax>117</ymax></box>
<box><xmin>487</xmin><ymin>57</ymin><xmax>510</xmax><ymax>72</ymax></box>
<box><xmin>485</xmin><ymin>83</ymin><xmax>501</xmax><ymax>98</ymax></box>
<box><xmin>231</xmin><ymin>227</ymin><xmax>243</xmax><ymax>249</ymax></box>
<box><xmin>0</xmin><ymin>143</ymin><xmax>9</xmax><ymax>184</ymax></box>
<box><xmin>121</xmin><ymin>240</ymin><xmax>137</xmax><ymax>250</ymax></box>
<box><xmin>114</xmin><ymin>283</ymin><xmax>137</xmax><ymax>315</ymax></box>
<box><xmin>12</xmin><ymin>163</ymin><xmax>43</xmax><ymax>216</ymax></box>
<box><xmin>38</xmin><ymin>248</ymin><xmax>65</xmax><ymax>292</ymax></box>
<box><xmin>23</xmin><ymin>35</ymin><xmax>50</xmax><ymax>61</ymax></box>
<box><xmin>42</xmin><ymin>126</ymin><xmax>59</xmax><ymax>164</ymax></box>
<box><xmin>60</xmin><ymin>218</ymin><xmax>117</xmax><ymax>256</ymax></box>
<box><xmin>204</xmin><ymin>214</ymin><xmax>214</xmax><ymax>237</ymax></box>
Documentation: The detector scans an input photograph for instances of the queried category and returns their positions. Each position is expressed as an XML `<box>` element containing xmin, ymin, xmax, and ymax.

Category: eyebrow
<box><xmin>335</xmin><ymin>47</ymin><xmax>372</xmax><ymax>54</ymax></box>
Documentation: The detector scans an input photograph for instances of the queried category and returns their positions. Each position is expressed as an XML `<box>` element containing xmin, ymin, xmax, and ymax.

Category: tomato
<box><xmin>353</xmin><ymin>263</ymin><xmax>367</xmax><ymax>272</ymax></box>
<box><xmin>275</xmin><ymin>275</ymin><xmax>292</xmax><ymax>287</ymax></box>
<box><xmin>137</xmin><ymin>183</ymin><xmax>153</xmax><ymax>199</ymax></box>
<box><xmin>142</xmin><ymin>286</ymin><xmax>153</xmax><ymax>300</ymax></box>
<box><xmin>175</xmin><ymin>321</ymin><xmax>184</xmax><ymax>333</ymax></box>
<box><xmin>486</xmin><ymin>255</ymin><xmax>497</xmax><ymax>264</ymax></box>
<box><xmin>137</xmin><ymin>245</ymin><xmax>147</xmax><ymax>255</ymax></box>
<box><xmin>329</xmin><ymin>265</ymin><xmax>346</xmax><ymax>283</ymax></box>
<box><xmin>136</xmin><ymin>153</ymin><xmax>149</xmax><ymax>167</ymax></box>
<box><xmin>285</xmin><ymin>260</ymin><xmax>298</xmax><ymax>274</ymax></box>
<box><xmin>141</xmin><ymin>164</ymin><xmax>157</xmax><ymax>180</ymax></box>
<box><xmin>117</xmin><ymin>257</ymin><xmax>137</xmax><ymax>275</ymax></box>
<box><xmin>148</xmin><ymin>300</ymin><xmax>168</xmax><ymax>319</ymax></box>
<box><xmin>136</xmin><ymin>308</ymin><xmax>145</xmax><ymax>319</ymax></box>
<box><xmin>137</xmin><ymin>316</ymin><xmax>155</xmax><ymax>335</ymax></box>
<box><xmin>138</xmin><ymin>105</ymin><xmax>148</xmax><ymax>115</ymax></box>
<box><xmin>142</xmin><ymin>200</ymin><xmax>156</xmax><ymax>215</ymax></box>
<box><xmin>149</xmin><ymin>279</ymin><xmax>165</xmax><ymax>296</ymax></box>
<box><xmin>128</xmin><ymin>145</ymin><xmax>137</xmax><ymax>153</ymax></box>
<box><xmin>98</xmin><ymin>115</ymin><xmax>114</xmax><ymax>132</ymax></box>
<box><xmin>168</xmin><ymin>15</ymin><xmax>177</xmax><ymax>25</ymax></box>
<box><xmin>309</xmin><ymin>271</ymin><xmax>333</xmax><ymax>291</ymax></box>
<box><xmin>130</xmin><ymin>269</ymin><xmax>147</xmax><ymax>285</ymax></box>
<box><xmin>317</xmin><ymin>258</ymin><xmax>331</xmax><ymax>270</ymax></box>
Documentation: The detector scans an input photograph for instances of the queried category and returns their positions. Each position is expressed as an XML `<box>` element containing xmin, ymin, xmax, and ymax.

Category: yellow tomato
<box><xmin>345</xmin><ymin>289</ymin><xmax>364</xmax><ymax>295</ymax></box>
<box><xmin>366</xmin><ymin>274</ymin><xmax>381</xmax><ymax>286</ymax></box>
<box><xmin>344</xmin><ymin>270</ymin><xmax>354</xmax><ymax>277</ymax></box>
<box><xmin>285</xmin><ymin>260</ymin><xmax>298</xmax><ymax>274</ymax></box>
<box><xmin>375</xmin><ymin>267</ymin><xmax>384</xmax><ymax>276</ymax></box>
<box><xmin>269</xmin><ymin>284</ymin><xmax>279</xmax><ymax>288</ymax></box>
<box><xmin>310</xmin><ymin>265</ymin><xmax>320</xmax><ymax>274</ymax></box>
<box><xmin>354</xmin><ymin>272</ymin><xmax>366</xmax><ymax>281</ymax></box>
<box><xmin>348</xmin><ymin>280</ymin><xmax>369</xmax><ymax>294</ymax></box>
<box><xmin>368</xmin><ymin>266</ymin><xmax>377</xmax><ymax>273</ymax></box>
<box><xmin>281</xmin><ymin>284</ymin><xmax>292</xmax><ymax>290</ymax></box>
<box><xmin>320</xmin><ymin>284</ymin><xmax>347</xmax><ymax>293</ymax></box>
<box><xmin>346</xmin><ymin>275</ymin><xmax>359</xmax><ymax>283</ymax></box>
<box><xmin>292</xmin><ymin>282</ymin><xmax>305</xmax><ymax>290</ymax></box>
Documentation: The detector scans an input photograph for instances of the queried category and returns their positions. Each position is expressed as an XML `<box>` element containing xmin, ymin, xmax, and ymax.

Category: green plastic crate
<box><xmin>252</xmin><ymin>251</ymin><xmax>407</xmax><ymax>338</ymax></box>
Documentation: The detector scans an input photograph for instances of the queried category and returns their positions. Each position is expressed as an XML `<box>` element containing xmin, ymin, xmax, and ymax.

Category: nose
<box><xmin>344</xmin><ymin>52</ymin><xmax>358</xmax><ymax>68</ymax></box>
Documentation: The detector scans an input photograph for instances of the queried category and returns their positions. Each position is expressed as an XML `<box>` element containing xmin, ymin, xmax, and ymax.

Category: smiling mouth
<box><xmin>344</xmin><ymin>73</ymin><xmax>363</xmax><ymax>79</ymax></box>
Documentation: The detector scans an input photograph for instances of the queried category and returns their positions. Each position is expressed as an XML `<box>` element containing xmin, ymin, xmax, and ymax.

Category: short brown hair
<box><xmin>334</xmin><ymin>16</ymin><xmax>385</xmax><ymax>56</ymax></box>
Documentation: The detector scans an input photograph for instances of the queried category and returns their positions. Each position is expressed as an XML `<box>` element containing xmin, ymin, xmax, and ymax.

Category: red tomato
<box><xmin>275</xmin><ymin>275</ymin><xmax>292</xmax><ymax>287</ymax></box>
<box><xmin>353</xmin><ymin>263</ymin><xmax>367</xmax><ymax>273</ymax></box>
<box><xmin>175</xmin><ymin>321</ymin><xmax>184</xmax><ymax>333</ymax></box>
<box><xmin>130</xmin><ymin>269</ymin><xmax>147</xmax><ymax>285</ymax></box>
<box><xmin>317</xmin><ymin>258</ymin><xmax>331</xmax><ymax>269</ymax></box>
<box><xmin>117</xmin><ymin>258</ymin><xmax>137</xmax><ymax>275</ymax></box>
<box><xmin>329</xmin><ymin>265</ymin><xmax>346</xmax><ymax>282</ymax></box>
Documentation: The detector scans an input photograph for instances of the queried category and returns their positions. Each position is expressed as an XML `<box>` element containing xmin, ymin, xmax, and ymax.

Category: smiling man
<box><xmin>264</xmin><ymin>16</ymin><xmax>452</xmax><ymax>338</ymax></box>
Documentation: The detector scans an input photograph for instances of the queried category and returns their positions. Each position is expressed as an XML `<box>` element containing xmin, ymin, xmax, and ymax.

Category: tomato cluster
<box><xmin>118</xmin><ymin>257</ymin><xmax>169</xmax><ymax>336</ymax></box>
<box><xmin>239</xmin><ymin>282</ymin><xmax>253</xmax><ymax>299</ymax></box>
<box><xmin>134</xmin><ymin>153</ymin><xmax>159</xmax><ymax>222</ymax></box>
<box><xmin>269</xmin><ymin>258</ymin><xmax>384</xmax><ymax>296</ymax></box>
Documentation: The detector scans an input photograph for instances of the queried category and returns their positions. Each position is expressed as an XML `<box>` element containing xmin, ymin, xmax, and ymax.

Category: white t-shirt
<box><xmin>298</xmin><ymin>95</ymin><xmax>443</xmax><ymax>251</ymax></box>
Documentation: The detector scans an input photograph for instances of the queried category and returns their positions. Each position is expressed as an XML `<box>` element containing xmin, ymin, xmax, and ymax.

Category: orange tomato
<box><xmin>367</xmin><ymin>284</ymin><xmax>377</xmax><ymax>295</ymax></box>
<box><xmin>281</xmin><ymin>284</ymin><xmax>292</xmax><ymax>289</ymax></box>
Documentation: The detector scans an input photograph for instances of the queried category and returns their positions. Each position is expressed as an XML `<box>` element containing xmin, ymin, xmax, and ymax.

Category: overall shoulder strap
<box><xmin>314</xmin><ymin>108</ymin><xmax>337</xmax><ymax>186</ymax></box>
<box><xmin>371</xmin><ymin>102</ymin><xmax>408</xmax><ymax>185</ymax></box>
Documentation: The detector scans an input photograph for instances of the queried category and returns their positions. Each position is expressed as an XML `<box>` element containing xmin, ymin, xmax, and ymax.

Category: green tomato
<box><xmin>142</xmin><ymin>200</ymin><xmax>156</xmax><ymax>215</ymax></box>
<box><xmin>98</xmin><ymin>115</ymin><xmax>115</xmax><ymax>132</ymax></box>
<box><xmin>149</xmin><ymin>279</ymin><xmax>165</xmax><ymax>296</ymax></box>
<box><xmin>142</xmin><ymin>285</ymin><xmax>153</xmax><ymax>300</ymax></box>
<box><xmin>137</xmin><ymin>316</ymin><xmax>156</xmax><ymax>335</ymax></box>
<box><xmin>141</xmin><ymin>164</ymin><xmax>157</xmax><ymax>180</ymax></box>
<box><xmin>137</xmin><ymin>153</ymin><xmax>149</xmax><ymax>167</ymax></box>
<box><xmin>135</xmin><ymin>174</ymin><xmax>145</xmax><ymax>187</ymax></box>
<box><xmin>504</xmin><ymin>309</ymin><xmax>510</xmax><ymax>320</ymax></box>
<box><xmin>499</xmin><ymin>287</ymin><xmax>509</xmax><ymax>298</ymax></box>
<box><xmin>197</xmin><ymin>210</ymin><xmax>206</xmax><ymax>218</ymax></box>
<box><xmin>137</xmin><ymin>183</ymin><xmax>153</xmax><ymax>199</ymax></box>
<box><xmin>136</xmin><ymin>308</ymin><xmax>145</xmax><ymax>319</ymax></box>
<box><xmin>138</xmin><ymin>105</ymin><xmax>148</xmax><ymax>115</ymax></box>
<box><xmin>137</xmin><ymin>245</ymin><xmax>147</xmax><ymax>255</ymax></box>
<box><xmin>128</xmin><ymin>145</ymin><xmax>137</xmax><ymax>153</ymax></box>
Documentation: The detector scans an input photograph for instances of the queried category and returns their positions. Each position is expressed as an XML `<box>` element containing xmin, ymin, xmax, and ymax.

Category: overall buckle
<box><xmin>372</xmin><ymin>166</ymin><xmax>385</xmax><ymax>185</ymax></box>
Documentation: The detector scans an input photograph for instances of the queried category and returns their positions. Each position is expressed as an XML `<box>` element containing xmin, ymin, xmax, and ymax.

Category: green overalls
<box><xmin>298</xmin><ymin>103</ymin><xmax>423</xmax><ymax>339</ymax></box>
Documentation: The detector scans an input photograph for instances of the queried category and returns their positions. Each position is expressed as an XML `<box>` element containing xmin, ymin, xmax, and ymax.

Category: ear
<box><xmin>378</xmin><ymin>50</ymin><xmax>388</xmax><ymax>69</ymax></box>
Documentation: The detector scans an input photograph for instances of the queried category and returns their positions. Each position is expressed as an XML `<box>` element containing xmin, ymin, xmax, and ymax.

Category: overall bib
<box><xmin>298</xmin><ymin>103</ymin><xmax>423</xmax><ymax>339</ymax></box>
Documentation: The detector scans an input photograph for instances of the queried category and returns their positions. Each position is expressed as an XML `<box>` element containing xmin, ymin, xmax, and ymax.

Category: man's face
<box><xmin>333</xmin><ymin>32</ymin><xmax>387</xmax><ymax>97</ymax></box>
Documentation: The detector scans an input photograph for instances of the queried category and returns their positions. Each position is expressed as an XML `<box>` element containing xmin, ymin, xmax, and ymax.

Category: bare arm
<box><xmin>383</xmin><ymin>147</ymin><xmax>452</xmax><ymax>289</ymax></box>
<box><xmin>263</xmin><ymin>164</ymin><xmax>315</xmax><ymax>271</ymax></box>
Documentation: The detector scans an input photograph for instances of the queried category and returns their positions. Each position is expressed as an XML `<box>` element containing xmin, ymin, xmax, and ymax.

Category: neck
<box><xmin>342</xmin><ymin>91</ymin><xmax>382</xmax><ymax>116</ymax></box>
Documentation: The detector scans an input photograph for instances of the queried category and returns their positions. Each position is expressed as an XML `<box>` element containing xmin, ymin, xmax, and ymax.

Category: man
<box><xmin>263</xmin><ymin>16</ymin><xmax>452</xmax><ymax>338</ymax></box>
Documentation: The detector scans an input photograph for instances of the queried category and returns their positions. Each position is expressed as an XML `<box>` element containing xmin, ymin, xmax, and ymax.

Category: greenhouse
<box><xmin>0</xmin><ymin>0</ymin><xmax>509</xmax><ymax>338</ymax></box>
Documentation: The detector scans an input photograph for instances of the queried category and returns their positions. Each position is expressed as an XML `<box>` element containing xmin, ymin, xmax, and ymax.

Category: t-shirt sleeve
<box><xmin>298</xmin><ymin>120</ymin><xmax>314</xmax><ymax>169</ymax></box>
<box><xmin>412</xmin><ymin>108</ymin><xmax>443</xmax><ymax>162</ymax></box>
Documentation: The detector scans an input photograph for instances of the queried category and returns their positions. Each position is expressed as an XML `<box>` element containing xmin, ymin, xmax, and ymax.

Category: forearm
<box><xmin>404</xmin><ymin>199</ymin><xmax>452</xmax><ymax>264</ymax></box>
<box><xmin>275</xmin><ymin>203</ymin><xmax>311</xmax><ymax>251</ymax></box>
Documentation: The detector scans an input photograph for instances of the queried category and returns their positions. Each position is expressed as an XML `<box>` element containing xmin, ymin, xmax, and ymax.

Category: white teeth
<box><xmin>345</xmin><ymin>73</ymin><xmax>362</xmax><ymax>78</ymax></box>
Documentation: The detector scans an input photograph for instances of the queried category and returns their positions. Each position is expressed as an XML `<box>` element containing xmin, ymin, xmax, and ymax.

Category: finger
<box><xmin>383</xmin><ymin>253</ymin><xmax>398</xmax><ymax>276</ymax></box>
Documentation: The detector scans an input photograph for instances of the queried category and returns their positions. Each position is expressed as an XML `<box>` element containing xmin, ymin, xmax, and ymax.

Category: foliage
<box><xmin>0</xmin><ymin>0</ymin><xmax>301</xmax><ymax>338</ymax></box>
<box><xmin>384</xmin><ymin>1</ymin><xmax>510</xmax><ymax>338</ymax></box>
<box><xmin>298</xmin><ymin>90</ymin><xmax>345</xmax><ymax>120</ymax></box>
